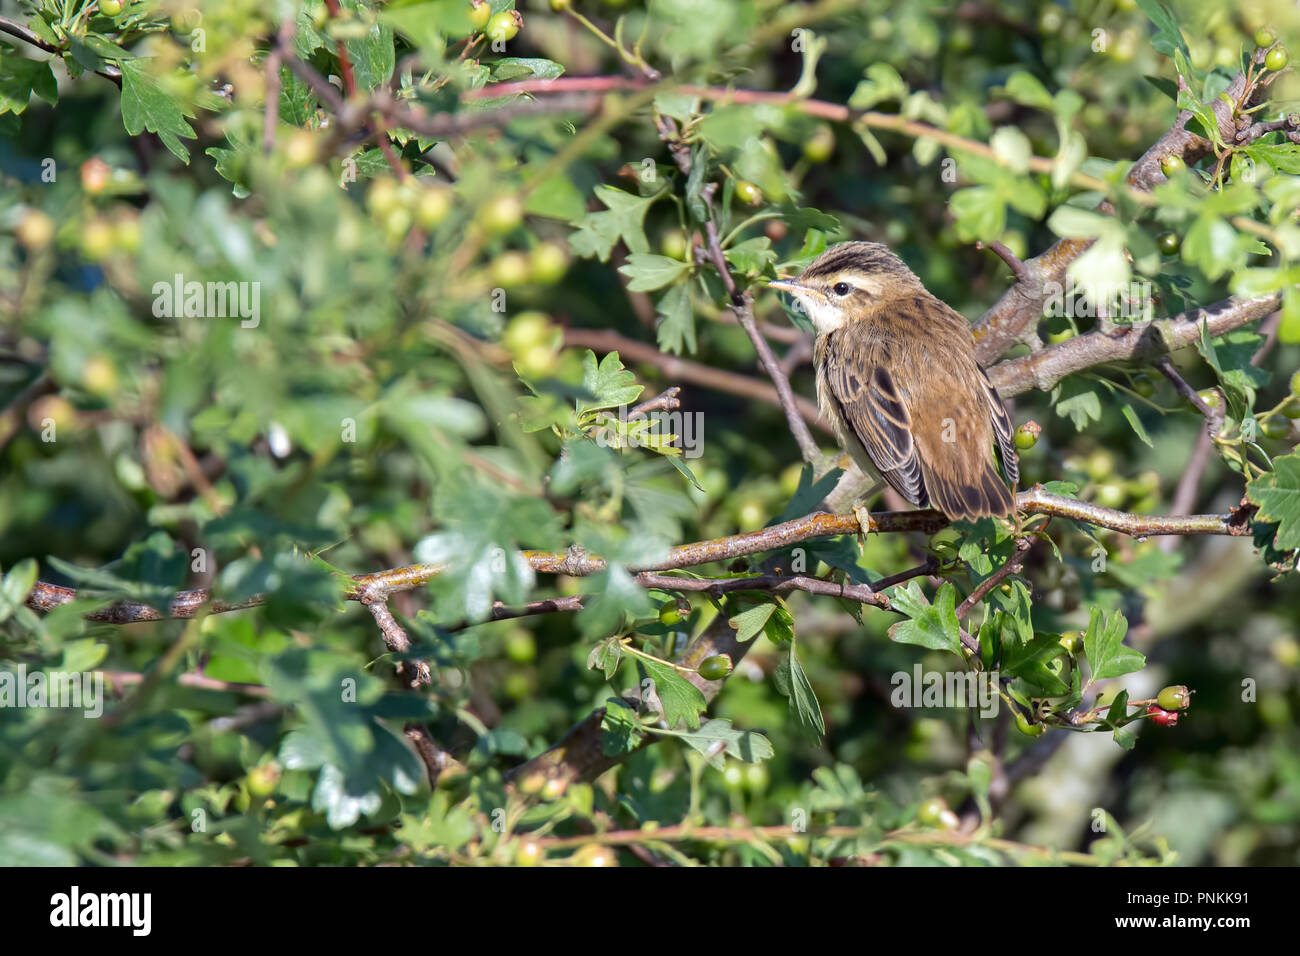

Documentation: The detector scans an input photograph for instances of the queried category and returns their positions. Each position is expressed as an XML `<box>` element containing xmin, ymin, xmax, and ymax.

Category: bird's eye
<box><xmin>832</xmin><ymin>282</ymin><xmax>851</xmax><ymax>296</ymax></box>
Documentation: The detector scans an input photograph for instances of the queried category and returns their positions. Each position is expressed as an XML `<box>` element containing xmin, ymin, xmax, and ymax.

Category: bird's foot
<box><xmin>853</xmin><ymin>504</ymin><xmax>874</xmax><ymax>553</ymax></box>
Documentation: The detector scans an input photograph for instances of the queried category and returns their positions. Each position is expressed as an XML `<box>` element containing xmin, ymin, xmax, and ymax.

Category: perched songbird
<box><xmin>769</xmin><ymin>241</ymin><xmax>1019</xmax><ymax>522</ymax></box>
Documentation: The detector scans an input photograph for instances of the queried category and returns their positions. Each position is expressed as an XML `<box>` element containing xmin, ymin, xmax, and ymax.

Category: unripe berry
<box><xmin>802</xmin><ymin>124</ymin><xmax>835</xmax><ymax>163</ymax></box>
<box><xmin>657</xmin><ymin>601</ymin><xmax>684</xmax><ymax>626</ymax></box>
<box><xmin>491</xmin><ymin>250</ymin><xmax>531</xmax><ymax>287</ymax></box>
<box><xmin>1291</xmin><ymin>370</ymin><xmax>1300</xmax><ymax>400</ymax></box>
<box><xmin>515</xmin><ymin>839</ymin><xmax>543</xmax><ymax>866</ymax></box>
<box><xmin>80</xmin><ymin>217</ymin><xmax>116</xmax><ymax>260</ymax></box>
<box><xmin>415</xmin><ymin>185</ymin><xmax>452</xmax><ymax>228</ymax></box>
<box><xmin>246</xmin><ymin>762</ymin><xmax>281</xmax><ymax>797</ymax></box>
<box><xmin>1131</xmin><ymin>372</ymin><xmax>1158</xmax><ymax>397</ymax></box>
<box><xmin>366</xmin><ymin>177</ymin><xmax>402</xmax><ymax>217</ymax></box>
<box><xmin>1013</xmin><ymin>421</ymin><xmax>1041</xmax><ymax>450</ymax></box>
<box><xmin>1160</xmin><ymin>154</ymin><xmax>1185</xmax><ymax>177</ymax></box>
<box><xmin>1157</xmin><ymin>231</ymin><xmax>1181</xmax><ymax>256</ymax></box>
<box><xmin>661</xmin><ymin>229</ymin><xmax>689</xmax><ymax>261</ymax></box>
<box><xmin>1059</xmin><ymin>630</ymin><xmax>1083</xmax><ymax>654</ymax></box>
<box><xmin>15</xmin><ymin>209</ymin><xmax>54</xmax><ymax>250</ymax></box>
<box><xmin>478</xmin><ymin>194</ymin><xmax>523</xmax><ymax>235</ymax></box>
<box><xmin>1282</xmin><ymin>398</ymin><xmax>1300</xmax><ymax>419</ymax></box>
<box><xmin>734</xmin><ymin>180</ymin><xmax>764</xmax><ymax>206</ymax></box>
<box><xmin>1156</xmin><ymin>684</ymin><xmax>1191</xmax><ymax>711</ymax></box>
<box><xmin>1265</xmin><ymin>47</ymin><xmax>1289</xmax><ymax>71</ymax></box>
<box><xmin>486</xmin><ymin>10</ymin><xmax>522</xmax><ymax>44</ymax></box>
<box><xmin>1196</xmin><ymin>388</ymin><xmax>1223</xmax><ymax>411</ymax></box>
<box><xmin>1256</xmin><ymin>28</ymin><xmax>1278</xmax><ymax>48</ymax></box>
<box><xmin>100</xmin><ymin>0</ymin><xmax>123</xmax><ymax>16</ymax></box>
<box><xmin>916</xmin><ymin>796</ymin><xmax>948</xmax><ymax>825</ymax></box>
<box><xmin>1095</xmin><ymin>481</ymin><xmax>1126</xmax><ymax>510</ymax></box>
<box><xmin>549</xmin><ymin>0</ymin><xmax>571</xmax><ymax>9</ymax></box>
<box><xmin>697</xmin><ymin>655</ymin><xmax>733</xmax><ymax>681</ymax></box>
<box><xmin>1085</xmin><ymin>449</ymin><xmax>1115</xmax><ymax>482</ymax></box>
<box><xmin>1261</xmin><ymin>416</ymin><xmax>1292</xmax><ymax>440</ymax></box>
<box><xmin>468</xmin><ymin>0</ymin><xmax>491</xmax><ymax>31</ymax></box>
<box><xmin>571</xmin><ymin>843</ymin><xmax>616</xmax><ymax>867</ymax></box>
<box><xmin>529</xmin><ymin>241</ymin><xmax>569</xmax><ymax>283</ymax></box>
<box><xmin>81</xmin><ymin>356</ymin><xmax>119</xmax><ymax>397</ymax></box>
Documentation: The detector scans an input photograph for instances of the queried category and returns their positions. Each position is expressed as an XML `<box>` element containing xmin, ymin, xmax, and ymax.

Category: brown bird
<box><xmin>769</xmin><ymin>241</ymin><xmax>1019</xmax><ymax>522</ymax></box>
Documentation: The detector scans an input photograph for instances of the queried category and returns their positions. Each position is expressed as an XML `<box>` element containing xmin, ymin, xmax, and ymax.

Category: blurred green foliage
<box><xmin>2</xmin><ymin>0</ymin><xmax>1300</xmax><ymax>866</ymax></box>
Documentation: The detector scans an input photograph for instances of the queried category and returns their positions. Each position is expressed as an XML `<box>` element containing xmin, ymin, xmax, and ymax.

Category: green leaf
<box><xmin>0</xmin><ymin>558</ymin><xmax>37</xmax><ymax>624</ymax></box>
<box><xmin>618</xmin><ymin>253</ymin><xmax>691</xmax><ymax>292</ymax></box>
<box><xmin>774</xmin><ymin>640</ymin><xmax>825</xmax><ymax>737</ymax></box>
<box><xmin>0</xmin><ymin>56</ymin><xmax>57</xmax><ymax>115</ymax></box>
<box><xmin>1135</xmin><ymin>0</ymin><xmax>1190</xmax><ymax>58</ymax></box>
<box><xmin>600</xmin><ymin>698</ymin><xmax>643</xmax><ymax>755</ymax></box>
<box><xmin>577</xmin><ymin>350</ymin><xmax>643</xmax><ymax>415</ymax></box>
<box><xmin>723</xmin><ymin>236</ymin><xmax>777</xmax><ymax>276</ymax></box>
<box><xmin>888</xmin><ymin>581</ymin><xmax>962</xmax><ymax>654</ymax></box>
<box><xmin>1002</xmin><ymin>71</ymin><xmax>1054</xmax><ymax>110</ymax></box>
<box><xmin>1247</xmin><ymin>453</ymin><xmax>1300</xmax><ymax>550</ymax></box>
<box><xmin>119</xmin><ymin>59</ymin><xmax>198</xmax><ymax>163</ymax></box>
<box><xmin>1121</xmin><ymin>403</ymin><xmax>1154</xmax><ymax>447</ymax></box>
<box><xmin>639</xmin><ymin>657</ymin><xmax>707</xmax><ymax>730</ymax></box>
<box><xmin>671</xmin><ymin>718</ymin><xmax>773</xmax><ymax>767</ymax></box>
<box><xmin>654</xmin><ymin>282</ymin><xmax>695</xmax><ymax>354</ymax></box>
<box><xmin>491</xmin><ymin>57</ymin><xmax>565</xmax><ymax>82</ymax></box>
<box><xmin>1083</xmin><ymin>607</ymin><xmax>1144</xmax><ymax>681</ymax></box>
<box><xmin>568</xmin><ymin>185</ymin><xmax>659</xmax><ymax>262</ymax></box>
<box><xmin>728</xmin><ymin>599</ymin><xmax>777</xmax><ymax>642</ymax></box>
<box><xmin>343</xmin><ymin>22</ymin><xmax>396</xmax><ymax>90</ymax></box>
<box><xmin>1052</xmin><ymin>378</ymin><xmax>1103</xmax><ymax>430</ymax></box>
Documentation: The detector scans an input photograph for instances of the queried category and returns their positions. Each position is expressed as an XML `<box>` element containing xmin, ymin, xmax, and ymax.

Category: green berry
<box><xmin>570</xmin><ymin>843</ymin><xmax>616</xmax><ymax>867</ymax></box>
<box><xmin>1156</xmin><ymin>684</ymin><xmax>1191</xmax><ymax>711</ymax></box>
<box><xmin>486</xmin><ymin>10</ymin><xmax>522</xmax><ymax>43</ymax></box>
<box><xmin>802</xmin><ymin>125</ymin><xmax>835</xmax><ymax>163</ymax></box>
<box><xmin>1157</xmin><ymin>231</ymin><xmax>1181</xmax><ymax>256</ymax></box>
<box><xmin>515</xmin><ymin>839</ymin><xmax>543</xmax><ymax>866</ymax></box>
<box><xmin>246</xmin><ymin>762</ymin><xmax>281</xmax><ymax>798</ymax></box>
<box><xmin>1015</xmin><ymin>711</ymin><xmax>1045</xmax><ymax>737</ymax></box>
<box><xmin>15</xmin><ymin>209</ymin><xmax>54</xmax><ymax>251</ymax></box>
<box><xmin>658</xmin><ymin>601</ymin><xmax>685</xmax><ymax>626</ymax></box>
<box><xmin>1013</xmin><ymin>421</ymin><xmax>1041</xmax><ymax>450</ymax></box>
<box><xmin>529</xmin><ymin>241</ymin><xmax>569</xmax><ymax>284</ymax></box>
<box><xmin>916</xmin><ymin>797</ymin><xmax>948</xmax><ymax>825</ymax></box>
<box><xmin>1196</xmin><ymin>388</ymin><xmax>1223</xmax><ymax>411</ymax></box>
<box><xmin>697</xmin><ymin>655</ymin><xmax>733</xmax><ymax>681</ymax></box>
<box><xmin>1160</xmin><ymin>154</ymin><xmax>1185</xmax><ymax>177</ymax></box>
<box><xmin>734</xmin><ymin>180</ymin><xmax>764</xmax><ymax>206</ymax></box>
<box><xmin>100</xmin><ymin>0</ymin><xmax>123</xmax><ymax>16</ymax></box>
<box><xmin>1266</xmin><ymin>47</ymin><xmax>1289</xmax><ymax>71</ymax></box>
<box><xmin>478</xmin><ymin>194</ymin><xmax>523</xmax><ymax>234</ymax></box>
<box><xmin>1085</xmin><ymin>449</ymin><xmax>1115</xmax><ymax>482</ymax></box>
<box><xmin>1095</xmin><ymin>481</ymin><xmax>1126</xmax><ymax>510</ymax></box>
<box><xmin>549</xmin><ymin>0</ymin><xmax>571</xmax><ymax>10</ymax></box>
<box><xmin>504</xmin><ymin>629</ymin><xmax>536</xmax><ymax>664</ymax></box>
<box><xmin>1131</xmin><ymin>372</ymin><xmax>1158</xmax><ymax>398</ymax></box>
<box><xmin>1261</xmin><ymin>416</ymin><xmax>1292</xmax><ymax>440</ymax></box>
<box><xmin>490</xmin><ymin>251</ymin><xmax>530</xmax><ymax>288</ymax></box>
<box><xmin>1058</xmin><ymin>631</ymin><xmax>1083</xmax><ymax>654</ymax></box>
<box><xmin>415</xmin><ymin>186</ymin><xmax>452</xmax><ymax>229</ymax></box>
<box><xmin>468</xmin><ymin>0</ymin><xmax>491</xmax><ymax>31</ymax></box>
<box><xmin>1256</xmin><ymin>28</ymin><xmax>1278</xmax><ymax>48</ymax></box>
<box><xmin>1282</xmin><ymin>399</ymin><xmax>1300</xmax><ymax>419</ymax></box>
<box><xmin>1291</xmin><ymin>370</ymin><xmax>1300</xmax><ymax>400</ymax></box>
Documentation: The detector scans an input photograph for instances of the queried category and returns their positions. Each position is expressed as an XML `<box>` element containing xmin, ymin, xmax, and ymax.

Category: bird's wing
<box><xmin>979</xmin><ymin>366</ymin><xmax>1019</xmax><ymax>487</ymax></box>
<box><xmin>821</xmin><ymin>328</ymin><xmax>927</xmax><ymax>505</ymax></box>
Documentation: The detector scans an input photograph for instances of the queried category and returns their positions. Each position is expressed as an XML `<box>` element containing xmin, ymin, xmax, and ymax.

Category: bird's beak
<box><xmin>769</xmin><ymin>278</ymin><xmax>825</xmax><ymax>301</ymax></box>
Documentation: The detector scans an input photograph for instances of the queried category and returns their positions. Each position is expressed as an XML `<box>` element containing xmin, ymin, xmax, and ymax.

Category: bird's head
<box><xmin>769</xmin><ymin>241</ymin><xmax>922</xmax><ymax>335</ymax></box>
